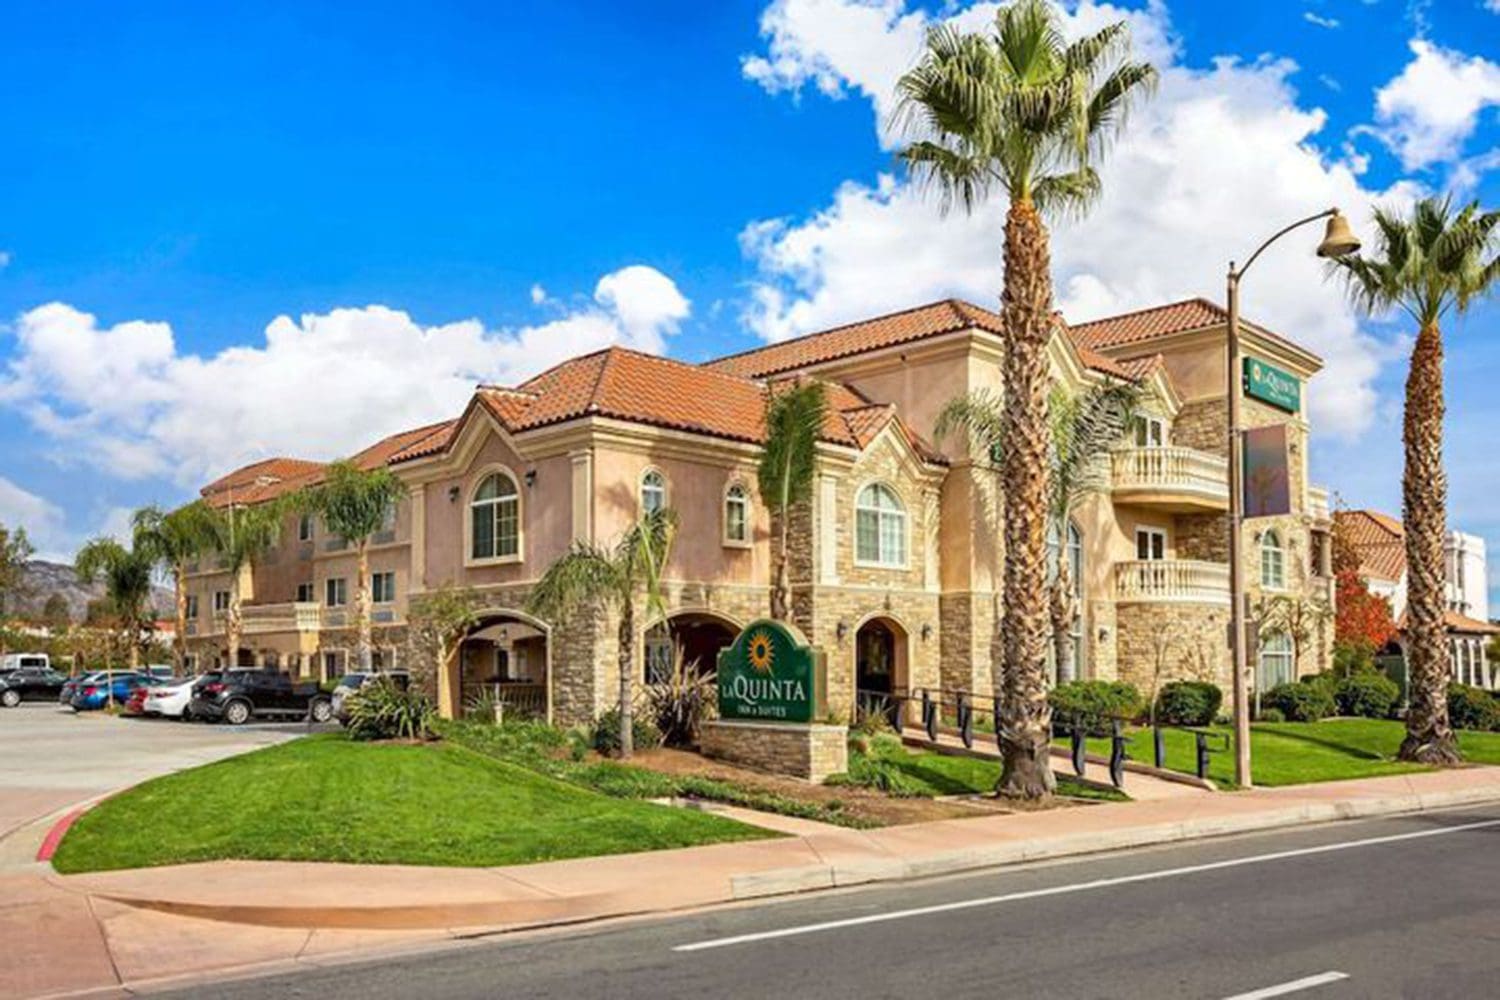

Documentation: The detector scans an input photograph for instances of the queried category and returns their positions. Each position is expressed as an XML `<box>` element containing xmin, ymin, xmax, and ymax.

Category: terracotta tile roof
<box><xmin>349</xmin><ymin>420</ymin><xmax>458</xmax><ymax>470</ymax></box>
<box><xmin>1067</xmin><ymin>297</ymin><xmax>1317</xmax><ymax>363</ymax></box>
<box><xmin>201</xmin><ymin>458</ymin><xmax>325</xmax><ymax>498</ymax></box>
<box><xmin>389</xmin><ymin>420</ymin><xmax>460</xmax><ymax>464</ymax></box>
<box><xmin>1397</xmin><ymin>610</ymin><xmax>1500</xmax><ymax>636</ymax></box>
<box><xmin>1335</xmin><ymin>509</ymin><xmax>1407</xmax><ymax>583</ymax></box>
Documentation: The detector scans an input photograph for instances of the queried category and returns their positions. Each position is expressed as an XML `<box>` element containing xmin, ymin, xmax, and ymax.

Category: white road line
<box><xmin>1221</xmin><ymin>970</ymin><xmax>1349</xmax><ymax>999</ymax></box>
<box><xmin>674</xmin><ymin>816</ymin><xmax>1500</xmax><ymax>952</ymax></box>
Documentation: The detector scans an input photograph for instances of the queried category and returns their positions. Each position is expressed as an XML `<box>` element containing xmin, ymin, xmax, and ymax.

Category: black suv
<box><xmin>189</xmin><ymin>669</ymin><xmax>333</xmax><ymax>725</ymax></box>
<box><xmin>0</xmin><ymin>667</ymin><xmax>68</xmax><ymax>706</ymax></box>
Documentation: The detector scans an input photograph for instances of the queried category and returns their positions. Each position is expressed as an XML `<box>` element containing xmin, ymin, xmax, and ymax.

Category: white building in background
<box><xmin>1336</xmin><ymin>510</ymin><xmax>1496</xmax><ymax>688</ymax></box>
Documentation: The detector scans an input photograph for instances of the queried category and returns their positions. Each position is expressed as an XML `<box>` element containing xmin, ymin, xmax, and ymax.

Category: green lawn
<box><xmin>1061</xmin><ymin>718</ymin><xmax>1500</xmax><ymax>788</ymax></box>
<box><xmin>887</xmin><ymin>748</ymin><xmax>1128</xmax><ymax>801</ymax></box>
<box><xmin>52</xmin><ymin>734</ymin><xmax>774</xmax><ymax>874</ymax></box>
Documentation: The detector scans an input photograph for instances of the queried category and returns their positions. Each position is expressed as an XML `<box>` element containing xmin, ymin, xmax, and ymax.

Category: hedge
<box><xmin>1447</xmin><ymin>684</ymin><xmax>1500</xmax><ymax>733</ymax></box>
<box><xmin>1334</xmin><ymin>672</ymin><xmax>1399</xmax><ymax>719</ymax></box>
<box><xmin>1264</xmin><ymin>679</ymin><xmax>1336</xmax><ymax>722</ymax></box>
<box><xmin>1050</xmin><ymin>680</ymin><xmax>1142</xmax><ymax>737</ymax></box>
<box><xmin>1154</xmin><ymin>681</ymin><xmax>1222</xmax><ymax>726</ymax></box>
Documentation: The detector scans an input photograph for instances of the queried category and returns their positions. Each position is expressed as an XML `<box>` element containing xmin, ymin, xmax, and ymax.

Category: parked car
<box><xmin>1</xmin><ymin>653</ymin><xmax>50</xmax><ymax>675</ymax></box>
<box><xmin>69</xmin><ymin>672</ymin><xmax>152</xmax><ymax>711</ymax></box>
<box><xmin>58</xmin><ymin>672</ymin><xmax>98</xmax><ymax>705</ymax></box>
<box><xmin>142</xmin><ymin>677</ymin><xmax>198</xmax><ymax>719</ymax></box>
<box><xmin>189</xmin><ymin>669</ymin><xmax>333</xmax><ymax>725</ymax></box>
<box><xmin>144</xmin><ymin>664</ymin><xmax>175</xmax><ymax>681</ymax></box>
<box><xmin>122</xmin><ymin>685</ymin><xmax>152</xmax><ymax>716</ymax></box>
<box><xmin>0</xmin><ymin>666</ymin><xmax>68</xmax><ymax>706</ymax></box>
<box><xmin>331</xmin><ymin>670</ymin><xmax>411</xmax><ymax>723</ymax></box>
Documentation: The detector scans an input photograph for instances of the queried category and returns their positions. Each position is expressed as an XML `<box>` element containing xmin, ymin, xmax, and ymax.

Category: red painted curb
<box><xmin>36</xmin><ymin>806</ymin><xmax>87</xmax><ymax>862</ymax></box>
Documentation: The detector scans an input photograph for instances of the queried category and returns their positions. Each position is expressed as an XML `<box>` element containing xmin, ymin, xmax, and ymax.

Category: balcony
<box><xmin>1114</xmin><ymin>560</ymin><xmax>1231</xmax><ymax>605</ymax></box>
<box><xmin>206</xmin><ymin>602</ymin><xmax>323</xmax><ymax>636</ymax></box>
<box><xmin>1308</xmin><ymin>485</ymin><xmax>1331</xmax><ymax>522</ymax></box>
<box><xmin>1111</xmin><ymin>446</ymin><xmax>1228</xmax><ymax>512</ymax></box>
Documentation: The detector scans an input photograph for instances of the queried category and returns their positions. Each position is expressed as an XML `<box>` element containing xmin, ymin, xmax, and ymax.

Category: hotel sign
<box><xmin>1243</xmin><ymin>357</ymin><xmax>1301</xmax><ymax>414</ymax></box>
<box><xmin>717</xmin><ymin>620</ymin><xmax>821</xmax><ymax>723</ymax></box>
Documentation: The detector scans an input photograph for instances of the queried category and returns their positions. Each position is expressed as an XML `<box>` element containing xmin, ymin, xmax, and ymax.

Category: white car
<box><xmin>143</xmin><ymin>678</ymin><xmax>197</xmax><ymax>719</ymax></box>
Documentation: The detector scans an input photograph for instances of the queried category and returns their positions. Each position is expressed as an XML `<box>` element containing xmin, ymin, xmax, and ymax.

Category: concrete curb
<box><xmin>76</xmin><ymin>784</ymin><xmax>1500</xmax><ymax>931</ymax></box>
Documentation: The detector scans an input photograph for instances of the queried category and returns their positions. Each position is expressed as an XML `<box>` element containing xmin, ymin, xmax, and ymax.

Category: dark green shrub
<box><xmin>640</xmin><ymin>646</ymin><xmax>717</xmax><ymax>747</ymax></box>
<box><xmin>1049</xmin><ymin>680</ymin><xmax>1143</xmax><ymax>737</ymax></box>
<box><xmin>590</xmin><ymin>708</ymin><xmax>661</xmax><ymax>756</ymax></box>
<box><xmin>1264</xmin><ymin>679</ymin><xmax>1335</xmax><ymax>722</ymax></box>
<box><xmin>1335</xmin><ymin>672</ymin><xmax>1400</xmax><ymax>719</ymax></box>
<box><xmin>1258</xmin><ymin>706</ymin><xmax>1286</xmax><ymax>723</ymax></box>
<box><xmin>1447</xmin><ymin>684</ymin><xmax>1500</xmax><ymax>732</ymax></box>
<box><xmin>345</xmin><ymin>680</ymin><xmax>435</xmax><ymax>741</ymax></box>
<box><xmin>1332</xmin><ymin>641</ymin><xmax>1377</xmax><ymax>678</ymax></box>
<box><xmin>1155</xmin><ymin>681</ymin><xmax>1222</xmax><ymax>726</ymax></box>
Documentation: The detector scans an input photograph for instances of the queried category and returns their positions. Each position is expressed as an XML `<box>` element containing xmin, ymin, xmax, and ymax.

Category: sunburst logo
<box><xmin>746</xmin><ymin>630</ymin><xmax>776</xmax><ymax>675</ymax></box>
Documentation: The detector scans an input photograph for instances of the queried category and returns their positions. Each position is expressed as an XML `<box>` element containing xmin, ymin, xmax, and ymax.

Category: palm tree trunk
<box><xmin>1399</xmin><ymin>322</ymin><xmax>1461</xmax><ymax>764</ymax></box>
<box><xmin>771</xmin><ymin>495</ymin><xmax>790</xmax><ymax>620</ymax></box>
<box><xmin>1051</xmin><ymin>554</ymin><xmax>1075</xmax><ymax>684</ymax></box>
<box><xmin>173</xmin><ymin>564</ymin><xmax>189</xmax><ymax>675</ymax></box>
<box><xmin>618</xmin><ymin>598</ymin><xmax>635</xmax><ymax>759</ymax></box>
<box><xmin>997</xmin><ymin>198</ymin><xmax>1057</xmax><ymax>799</ymax></box>
<box><xmin>227</xmin><ymin>574</ymin><xmax>243</xmax><ymax>670</ymax></box>
<box><xmin>356</xmin><ymin>540</ymin><xmax>373</xmax><ymax>673</ymax></box>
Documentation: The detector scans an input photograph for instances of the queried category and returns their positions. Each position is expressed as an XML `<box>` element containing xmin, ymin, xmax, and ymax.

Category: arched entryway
<box><xmin>643</xmin><ymin>611</ymin><xmax>740</xmax><ymax>684</ymax></box>
<box><xmin>854</xmin><ymin>616</ymin><xmax>909</xmax><ymax>729</ymax></box>
<box><xmin>450</xmin><ymin>611</ymin><xmax>552</xmax><ymax>722</ymax></box>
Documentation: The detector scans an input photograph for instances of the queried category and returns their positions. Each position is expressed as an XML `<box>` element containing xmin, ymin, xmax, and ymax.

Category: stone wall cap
<box><xmin>703</xmin><ymin>719</ymin><xmax>848</xmax><ymax>734</ymax></box>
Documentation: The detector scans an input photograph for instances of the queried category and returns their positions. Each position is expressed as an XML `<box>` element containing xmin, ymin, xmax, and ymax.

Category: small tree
<box><xmin>134</xmin><ymin>502</ymin><xmax>216</xmax><ymax>675</ymax></box>
<box><xmin>300</xmin><ymin>461</ymin><xmax>407</xmax><ymax>673</ymax></box>
<box><xmin>75</xmin><ymin>537</ymin><xmax>156</xmax><ymax>705</ymax></box>
<box><xmin>1255</xmin><ymin>593</ymin><xmax>1334</xmax><ymax>677</ymax></box>
<box><xmin>203</xmin><ymin>501</ymin><xmax>285</xmax><ymax>669</ymax></box>
<box><xmin>0</xmin><ymin>522</ymin><xmax>34</xmax><ymax>618</ymax></box>
<box><xmin>758</xmin><ymin>382</ymin><xmax>826</xmax><ymax>622</ymax></box>
<box><xmin>527</xmin><ymin>509</ymin><xmax>676</xmax><ymax>758</ymax></box>
<box><xmin>405</xmin><ymin>583</ymin><xmax>484</xmax><ymax>709</ymax></box>
<box><xmin>41</xmin><ymin>593</ymin><xmax>72</xmax><ymax>631</ymax></box>
<box><xmin>1330</xmin><ymin>515</ymin><xmax>1398</xmax><ymax>655</ymax></box>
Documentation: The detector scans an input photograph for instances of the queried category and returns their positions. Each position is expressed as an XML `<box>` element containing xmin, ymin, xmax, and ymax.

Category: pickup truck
<box><xmin>189</xmin><ymin>669</ymin><xmax>333</xmax><ymax>725</ymax></box>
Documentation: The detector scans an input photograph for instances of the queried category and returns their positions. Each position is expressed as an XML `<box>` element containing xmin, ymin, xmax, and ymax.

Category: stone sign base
<box><xmin>700</xmin><ymin>719</ymin><xmax>849</xmax><ymax>782</ymax></box>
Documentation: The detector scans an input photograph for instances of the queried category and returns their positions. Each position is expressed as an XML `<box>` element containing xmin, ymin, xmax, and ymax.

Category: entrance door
<box><xmin>855</xmin><ymin>620</ymin><xmax>898</xmax><ymax>727</ymax></box>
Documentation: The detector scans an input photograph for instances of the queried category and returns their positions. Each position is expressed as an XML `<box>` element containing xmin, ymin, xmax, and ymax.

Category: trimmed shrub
<box><xmin>1258</xmin><ymin>706</ymin><xmax>1286</xmax><ymax>724</ymax></box>
<box><xmin>1332</xmin><ymin>641</ymin><xmax>1377</xmax><ymax>678</ymax></box>
<box><xmin>1334</xmin><ymin>672</ymin><xmax>1400</xmax><ymax>719</ymax></box>
<box><xmin>1264</xmin><ymin>679</ymin><xmax>1335</xmax><ymax>722</ymax></box>
<box><xmin>1447</xmin><ymin>684</ymin><xmax>1500</xmax><ymax>732</ymax></box>
<box><xmin>345</xmin><ymin>680</ymin><xmax>435</xmax><ymax>741</ymax></box>
<box><xmin>1154</xmin><ymin>681</ymin><xmax>1222</xmax><ymax>727</ymax></box>
<box><xmin>1049</xmin><ymin>680</ymin><xmax>1143</xmax><ymax>737</ymax></box>
<box><xmin>590</xmin><ymin>708</ymin><xmax>661</xmax><ymax>756</ymax></box>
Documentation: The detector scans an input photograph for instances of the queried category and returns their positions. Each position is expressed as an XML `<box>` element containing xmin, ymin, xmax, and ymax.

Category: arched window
<box><xmin>640</xmin><ymin>469</ymin><xmax>666</xmax><ymax>515</ymax></box>
<box><xmin>1260</xmin><ymin>530</ymin><xmax>1285</xmax><ymax>590</ymax></box>
<box><xmin>471</xmin><ymin>471</ymin><xmax>520</xmax><ymax>560</ymax></box>
<box><xmin>1258</xmin><ymin>631</ymin><xmax>1294</xmax><ymax>690</ymax></box>
<box><xmin>724</xmin><ymin>482</ymin><xmax>749</xmax><ymax>545</ymax></box>
<box><xmin>855</xmin><ymin>483</ymin><xmax>907</xmax><ymax>568</ymax></box>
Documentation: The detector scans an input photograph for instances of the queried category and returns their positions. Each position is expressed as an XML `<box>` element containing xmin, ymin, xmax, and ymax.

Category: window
<box><xmin>325</xmin><ymin>578</ymin><xmax>348</xmax><ymax>608</ymax></box>
<box><xmin>213</xmin><ymin>591</ymin><xmax>230</xmax><ymax>613</ymax></box>
<box><xmin>724</xmin><ymin>483</ymin><xmax>749</xmax><ymax>545</ymax></box>
<box><xmin>374</xmin><ymin>505</ymin><xmax>397</xmax><ymax>544</ymax></box>
<box><xmin>298</xmin><ymin>514</ymin><xmax>314</xmax><ymax>542</ymax></box>
<box><xmin>1258</xmin><ymin>631</ymin><xmax>1295</xmax><ymax>690</ymax></box>
<box><xmin>640</xmin><ymin>469</ymin><xmax>666</xmax><ymax>515</ymax></box>
<box><xmin>855</xmin><ymin>483</ymin><xmax>907</xmax><ymax>568</ymax></box>
<box><xmin>470</xmin><ymin>471</ymin><xmax>520</xmax><ymax>560</ymax></box>
<box><xmin>296</xmin><ymin>582</ymin><xmax>315</xmax><ymax>603</ymax></box>
<box><xmin>323</xmin><ymin>650</ymin><xmax>346</xmax><ymax>681</ymax></box>
<box><xmin>1133</xmin><ymin>415</ymin><xmax>1166</xmax><ymax>448</ymax></box>
<box><xmin>1135</xmin><ymin>527</ymin><xmax>1166</xmax><ymax>561</ymax></box>
<box><xmin>186</xmin><ymin>594</ymin><xmax>199</xmax><ymax>619</ymax></box>
<box><xmin>1261</xmin><ymin>530</ymin><xmax>1286</xmax><ymax>590</ymax></box>
<box><xmin>372</xmin><ymin>572</ymin><xmax>396</xmax><ymax>604</ymax></box>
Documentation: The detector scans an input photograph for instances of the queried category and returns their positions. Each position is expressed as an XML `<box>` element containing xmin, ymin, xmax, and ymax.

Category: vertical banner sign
<box><xmin>1243</xmin><ymin>357</ymin><xmax>1301</xmax><ymax>413</ymax></box>
<box><xmin>1242</xmin><ymin>424</ymin><xmax>1291</xmax><ymax>518</ymax></box>
<box><xmin>717</xmin><ymin>620</ymin><xmax>819</xmax><ymax>723</ymax></box>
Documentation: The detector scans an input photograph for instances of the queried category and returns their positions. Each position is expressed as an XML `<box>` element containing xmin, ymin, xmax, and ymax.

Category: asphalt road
<box><xmin>156</xmin><ymin>804</ymin><xmax>1500</xmax><ymax>1000</ymax></box>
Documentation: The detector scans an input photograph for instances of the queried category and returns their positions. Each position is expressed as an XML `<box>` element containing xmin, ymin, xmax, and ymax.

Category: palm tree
<box><xmin>1330</xmin><ymin>196</ymin><xmax>1498</xmax><ymax>764</ymax></box>
<box><xmin>203</xmin><ymin>500</ymin><xmax>286</xmax><ymax>670</ymax></box>
<box><xmin>527</xmin><ymin>508</ymin><xmax>676</xmax><ymax>758</ymax></box>
<box><xmin>758</xmin><ymin>381</ymin><xmax>827</xmax><ymax>621</ymax></box>
<box><xmin>300</xmin><ymin>461</ymin><xmax>407</xmax><ymax>673</ymax></box>
<box><xmin>75</xmin><ymin>536</ymin><xmax>156</xmax><ymax>704</ymax></box>
<box><xmin>133</xmin><ymin>501</ymin><xmax>215</xmax><ymax>675</ymax></box>
<box><xmin>895</xmin><ymin>0</ymin><xmax>1156</xmax><ymax>798</ymax></box>
<box><xmin>1046</xmin><ymin>381</ymin><xmax>1140</xmax><ymax>682</ymax></box>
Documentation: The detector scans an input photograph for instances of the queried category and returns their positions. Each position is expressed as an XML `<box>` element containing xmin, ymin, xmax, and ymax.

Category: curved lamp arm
<box><xmin>1231</xmin><ymin>207</ymin><xmax>1338</xmax><ymax>281</ymax></box>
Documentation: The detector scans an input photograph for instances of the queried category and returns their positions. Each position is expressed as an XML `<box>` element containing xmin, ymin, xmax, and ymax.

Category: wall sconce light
<box><xmin>525</xmin><ymin>470</ymin><xmax>537</xmax><ymax>488</ymax></box>
<box><xmin>836</xmin><ymin>620</ymin><xmax>849</xmax><ymax>642</ymax></box>
<box><xmin>447</xmin><ymin>486</ymin><xmax>460</xmax><ymax>503</ymax></box>
<box><xmin>921</xmin><ymin>623</ymin><xmax>933</xmax><ymax>641</ymax></box>
<box><xmin>1098</xmin><ymin>627</ymin><xmax>1110</xmax><ymax>643</ymax></box>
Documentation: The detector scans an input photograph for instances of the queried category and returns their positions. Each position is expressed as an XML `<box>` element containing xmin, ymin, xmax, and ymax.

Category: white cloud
<box><xmin>0</xmin><ymin>251</ymin><xmax>11</xmax><ymax>269</ymax></box>
<box><xmin>1367</xmin><ymin>39</ymin><xmax>1500</xmax><ymax>171</ymax></box>
<box><xmin>1303</xmin><ymin>12</ymin><xmax>1340</xmax><ymax>29</ymax></box>
<box><xmin>529</xmin><ymin>283</ymin><xmax>549</xmax><ymax>305</ymax></box>
<box><xmin>0</xmin><ymin>476</ymin><xmax>65</xmax><ymax>556</ymax></box>
<box><xmin>0</xmin><ymin>265</ymin><xmax>691</xmax><ymax>487</ymax></box>
<box><xmin>737</xmin><ymin>0</ymin><xmax>1420</xmax><ymax>439</ymax></box>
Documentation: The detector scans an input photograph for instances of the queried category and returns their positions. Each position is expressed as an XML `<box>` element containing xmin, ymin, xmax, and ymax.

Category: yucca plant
<box><xmin>640</xmin><ymin>641</ymin><xmax>717</xmax><ymax>747</ymax></box>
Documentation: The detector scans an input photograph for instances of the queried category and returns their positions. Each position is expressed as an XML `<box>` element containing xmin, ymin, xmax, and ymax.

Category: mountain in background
<box><xmin>2</xmin><ymin>560</ymin><xmax>173</xmax><ymax>623</ymax></box>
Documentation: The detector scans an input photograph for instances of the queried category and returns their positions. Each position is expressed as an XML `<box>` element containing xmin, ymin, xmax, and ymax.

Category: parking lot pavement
<box><xmin>0</xmin><ymin>704</ymin><xmax>326</xmax><ymax>866</ymax></box>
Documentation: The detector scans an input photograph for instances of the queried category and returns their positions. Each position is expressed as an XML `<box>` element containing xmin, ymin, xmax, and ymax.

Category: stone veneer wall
<box><xmin>1114</xmin><ymin>601</ymin><xmax>1231</xmax><ymax>694</ymax></box>
<box><xmin>700</xmin><ymin>720</ymin><xmax>849</xmax><ymax>782</ymax></box>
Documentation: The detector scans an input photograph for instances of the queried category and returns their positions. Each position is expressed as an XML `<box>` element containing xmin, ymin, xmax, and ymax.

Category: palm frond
<box><xmin>758</xmin><ymin>381</ymin><xmax>827</xmax><ymax>515</ymax></box>
<box><xmin>935</xmin><ymin>389</ymin><xmax>1007</xmax><ymax>467</ymax></box>
<box><xmin>1031</xmin><ymin>167</ymin><xmax>1101</xmax><ymax>219</ymax></box>
<box><xmin>526</xmin><ymin>543</ymin><xmax>623</xmax><ymax>622</ymax></box>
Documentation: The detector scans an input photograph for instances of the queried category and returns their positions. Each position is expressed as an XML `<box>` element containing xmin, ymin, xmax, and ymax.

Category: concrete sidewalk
<box><xmin>12</xmin><ymin>766</ymin><xmax>1500</xmax><ymax>998</ymax></box>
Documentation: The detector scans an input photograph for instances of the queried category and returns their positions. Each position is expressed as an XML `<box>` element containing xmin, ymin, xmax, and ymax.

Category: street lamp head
<box><xmin>1316</xmin><ymin>210</ymin><xmax>1361</xmax><ymax>258</ymax></box>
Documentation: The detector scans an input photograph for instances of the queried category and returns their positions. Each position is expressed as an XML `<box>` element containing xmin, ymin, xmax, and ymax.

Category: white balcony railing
<box><xmin>204</xmin><ymin>602</ymin><xmax>323</xmax><ymax>636</ymax></box>
<box><xmin>1308</xmin><ymin>485</ymin><xmax>1331</xmax><ymax>522</ymax></box>
<box><xmin>1114</xmin><ymin>560</ymin><xmax>1231</xmax><ymax>605</ymax></box>
<box><xmin>1111</xmin><ymin>446</ymin><xmax>1229</xmax><ymax>508</ymax></box>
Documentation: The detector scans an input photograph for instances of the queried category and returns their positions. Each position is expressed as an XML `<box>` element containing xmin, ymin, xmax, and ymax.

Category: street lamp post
<box><xmin>1226</xmin><ymin>207</ymin><xmax>1360</xmax><ymax>789</ymax></box>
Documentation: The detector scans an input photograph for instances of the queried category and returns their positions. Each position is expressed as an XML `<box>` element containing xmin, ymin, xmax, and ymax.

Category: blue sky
<box><xmin>1</xmin><ymin>1</ymin><xmax>1498</xmax><ymax>597</ymax></box>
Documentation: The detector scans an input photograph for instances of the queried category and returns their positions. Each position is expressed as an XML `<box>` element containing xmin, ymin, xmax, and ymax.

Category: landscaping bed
<box><xmin>51</xmin><ymin>733</ymin><xmax>773</xmax><ymax>874</ymax></box>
